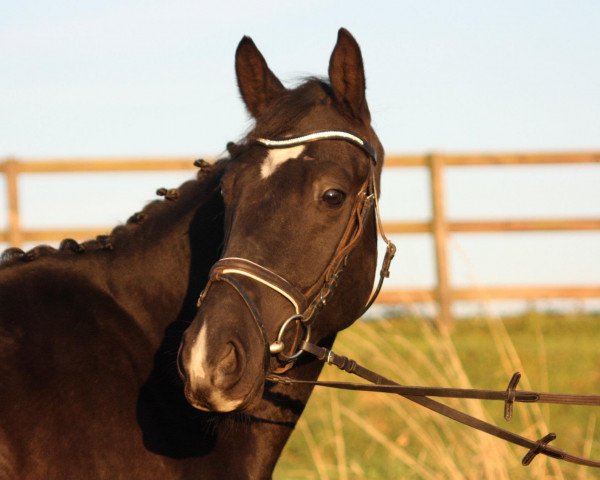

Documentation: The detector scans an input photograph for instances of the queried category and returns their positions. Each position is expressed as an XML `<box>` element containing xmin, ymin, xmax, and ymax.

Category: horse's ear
<box><xmin>235</xmin><ymin>36</ymin><xmax>285</xmax><ymax>118</ymax></box>
<box><xmin>328</xmin><ymin>28</ymin><xmax>370</xmax><ymax>122</ymax></box>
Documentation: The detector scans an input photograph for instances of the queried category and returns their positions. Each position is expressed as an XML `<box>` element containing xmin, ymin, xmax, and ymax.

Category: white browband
<box><xmin>255</xmin><ymin>130</ymin><xmax>378</xmax><ymax>164</ymax></box>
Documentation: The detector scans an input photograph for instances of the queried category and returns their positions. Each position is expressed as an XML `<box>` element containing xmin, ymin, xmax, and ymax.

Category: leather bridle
<box><xmin>197</xmin><ymin>130</ymin><xmax>396</xmax><ymax>364</ymax></box>
<box><xmin>196</xmin><ymin>130</ymin><xmax>600</xmax><ymax>469</ymax></box>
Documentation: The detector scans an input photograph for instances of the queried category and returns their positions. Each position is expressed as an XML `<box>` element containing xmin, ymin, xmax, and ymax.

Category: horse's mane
<box><xmin>0</xmin><ymin>158</ymin><xmax>228</xmax><ymax>270</ymax></box>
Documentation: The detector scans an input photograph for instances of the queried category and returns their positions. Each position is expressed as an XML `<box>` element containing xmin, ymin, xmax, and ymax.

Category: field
<box><xmin>274</xmin><ymin>311</ymin><xmax>600</xmax><ymax>479</ymax></box>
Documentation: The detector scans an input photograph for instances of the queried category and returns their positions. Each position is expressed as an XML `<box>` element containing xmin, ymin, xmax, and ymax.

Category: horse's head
<box><xmin>178</xmin><ymin>29</ymin><xmax>386</xmax><ymax>413</ymax></box>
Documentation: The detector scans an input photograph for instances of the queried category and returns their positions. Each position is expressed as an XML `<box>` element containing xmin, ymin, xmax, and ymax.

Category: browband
<box><xmin>255</xmin><ymin>130</ymin><xmax>378</xmax><ymax>165</ymax></box>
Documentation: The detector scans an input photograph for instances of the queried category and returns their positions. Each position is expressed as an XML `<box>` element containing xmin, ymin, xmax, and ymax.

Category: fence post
<box><xmin>5</xmin><ymin>158</ymin><xmax>22</xmax><ymax>247</ymax></box>
<box><xmin>429</xmin><ymin>154</ymin><xmax>452</xmax><ymax>327</ymax></box>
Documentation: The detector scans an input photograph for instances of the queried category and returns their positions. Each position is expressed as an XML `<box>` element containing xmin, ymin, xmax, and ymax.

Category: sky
<box><xmin>1</xmin><ymin>0</ymin><xmax>599</xmax><ymax>314</ymax></box>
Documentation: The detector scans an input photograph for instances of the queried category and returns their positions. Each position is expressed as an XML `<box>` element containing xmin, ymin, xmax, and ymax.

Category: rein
<box><xmin>268</xmin><ymin>342</ymin><xmax>600</xmax><ymax>468</ymax></box>
<box><xmin>198</xmin><ymin>129</ymin><xmax>600</xmax><ymax>469</ymax></box>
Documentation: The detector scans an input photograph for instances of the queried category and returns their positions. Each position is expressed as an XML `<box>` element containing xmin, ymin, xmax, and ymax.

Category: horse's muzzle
<box><xmin>178</xmin><ymin>305</ymin><xmax>267</xmax><ymax>413</ymax></box>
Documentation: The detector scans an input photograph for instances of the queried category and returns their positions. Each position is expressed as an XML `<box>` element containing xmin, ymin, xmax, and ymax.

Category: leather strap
<box><xmin>255</xmin><ymin>129</ymin><xmax>378</xmax><ymax>165</ymax></box>
<box><xmin>209</xmin><ymin>257</ymin><xmax>307</xmax><ymax>314</ymax></box>
<box><xmin>217</xmin><ymin>274</ymin><xmax>271</xmax><ymax>373</ymax></box>
<box><xmin>301</xmin><ymin>182</ymin><xmax>372</xmax><ymax>323</ymax></box>
<box><xmin>266</xmin><ymin>341</ymin><xmax>600</xmax><ymax>468</ymax></box>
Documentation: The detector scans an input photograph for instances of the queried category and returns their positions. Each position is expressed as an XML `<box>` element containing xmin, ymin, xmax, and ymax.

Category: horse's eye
<box><xmin>322</xmin><ymin>189</ymin><xmax>346</xmax><ymax>207</ymax></box>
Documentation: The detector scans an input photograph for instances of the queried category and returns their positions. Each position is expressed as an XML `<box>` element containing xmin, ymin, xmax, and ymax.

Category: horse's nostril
<box><xmin>213</xmin><ymin>341</ymin><xmax>244</xmax><ymax>389</ymax></box>
<box><xmin>218</xmin><ymin>342</ymin><xmax>238</xmax><ymax>375</ymax></box>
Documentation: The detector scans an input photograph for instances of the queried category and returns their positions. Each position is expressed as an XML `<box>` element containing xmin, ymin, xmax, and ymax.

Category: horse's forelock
<box><xmin>252</xmin><ymin>78</ymin><xmax>333</xmax><ymax>138</ymax></box>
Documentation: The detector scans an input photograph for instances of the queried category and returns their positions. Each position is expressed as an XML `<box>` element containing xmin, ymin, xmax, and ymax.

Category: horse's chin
<box><xmin>184</xmin><ymin>377</ymin><xmax>265</xmax><ymax>414</ymax></box>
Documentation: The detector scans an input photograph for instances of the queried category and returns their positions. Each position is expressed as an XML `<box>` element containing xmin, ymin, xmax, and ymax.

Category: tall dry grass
<box><xmin>275</xmin><ymin>312</ymin><xmax>600</xmax><ymax>479</ymax></box>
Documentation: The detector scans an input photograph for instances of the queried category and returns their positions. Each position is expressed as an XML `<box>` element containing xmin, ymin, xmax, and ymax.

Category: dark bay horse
<box><xmin>0</xmin><ymin>29</ymin><xmax>384</xmax><ymax>479</ymax></box>
<box><xmin>177</xmin><ymin>28</ymin><xmax>385</xmax><ymax>477</ymax></box>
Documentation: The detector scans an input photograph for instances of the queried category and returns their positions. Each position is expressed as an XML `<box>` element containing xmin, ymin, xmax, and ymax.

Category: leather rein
<box><xmin>198</xmin><ymin>130</ymin><xmax>600</xmax><ymax>468</ymax></box>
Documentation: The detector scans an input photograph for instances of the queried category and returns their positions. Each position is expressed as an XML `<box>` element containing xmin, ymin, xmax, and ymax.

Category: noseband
<box><xmin>197</xmin><ymin>129</ymin><xmax>396</xmax><ymax>367</ymax></box>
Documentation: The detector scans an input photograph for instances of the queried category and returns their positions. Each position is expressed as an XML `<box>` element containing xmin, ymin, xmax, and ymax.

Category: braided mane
<box><xmin>0</xmin><ymin>158</ymin><xmax>224</xmax><ymax>269</ymax></box>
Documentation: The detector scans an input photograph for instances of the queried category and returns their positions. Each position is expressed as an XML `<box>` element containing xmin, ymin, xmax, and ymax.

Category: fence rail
<box><xmin>2</xmin><ymin>153</ymin><xmax>600</xmax><ymax>325</ymax></box>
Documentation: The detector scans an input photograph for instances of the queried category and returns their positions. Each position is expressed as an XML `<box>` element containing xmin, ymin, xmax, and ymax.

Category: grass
<box><xmin>274</xmin><ymin>311</ymin><xmax>600</xmax><ymax>479</ymax></box>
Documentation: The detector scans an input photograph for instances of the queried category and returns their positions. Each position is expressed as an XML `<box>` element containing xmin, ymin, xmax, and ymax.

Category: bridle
<box><xmin>197</xmin><ymin>129</ymin><xmax>396</xmax><ymax>364</ymax></box>
<box><xmin>196</xmin><ymin>130</ymin><xmax>600</xmax><ymax>469</ymax></box>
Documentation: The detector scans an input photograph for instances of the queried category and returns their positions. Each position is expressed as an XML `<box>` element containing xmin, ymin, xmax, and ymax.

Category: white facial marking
<box><xmin>260</xmin><ymin>145</ymin><xmax>305</xmax><ymax>179</ymax></box>
<box><xmin>187</xmin><ymin>323</ymin><xmax>208</xmax><ymax>380</ymax></box>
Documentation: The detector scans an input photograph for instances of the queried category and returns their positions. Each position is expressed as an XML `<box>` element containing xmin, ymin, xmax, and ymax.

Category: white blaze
<box><xmin>187</xmin><ymin>322</ymin><xmax>208</xmax><ymax>380</ymax></box>
<box><xmin>260</xmin><ymin>145</ymin><xmax>305</xmax><ymax>179</ymax></box>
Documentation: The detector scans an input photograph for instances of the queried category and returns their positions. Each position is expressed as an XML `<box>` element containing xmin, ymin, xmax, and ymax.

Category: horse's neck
<box><xmin>107</xmin><ymin>174</ymin><xmax>224</xmax><ymax>344</ymax></box>
<box><xmin>107</xmin><ymin>233</ymin><xmax>189</xmax><ymax>343</ymax></box>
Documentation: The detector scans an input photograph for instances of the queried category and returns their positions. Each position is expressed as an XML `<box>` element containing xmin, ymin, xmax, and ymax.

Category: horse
<box><xmin>177</xmin><ymin>28</ymin><xmax>385</xmax><ymax>478</ymax></box>
<box><xmin>0</xmin><ymin>29</ymin><xmax>384</xmax><ymax>479</ymax></box>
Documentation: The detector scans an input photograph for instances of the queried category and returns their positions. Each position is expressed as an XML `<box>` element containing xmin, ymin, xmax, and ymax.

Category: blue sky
<box><xmin>1</xmin><ymin>1</ymin><xmax>599</xmax><ymax>313</ymax></box>
<box><xmin>2</xmin><ymin>0</ymin><xmax>600</xmax><ymax>155</ymax></box>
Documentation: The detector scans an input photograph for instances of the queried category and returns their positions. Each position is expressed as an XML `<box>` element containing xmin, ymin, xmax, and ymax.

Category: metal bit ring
<box><xmin>269</xmin><ymin>314</ymin><xmax>311</xmax><ymax>361</ymax></box>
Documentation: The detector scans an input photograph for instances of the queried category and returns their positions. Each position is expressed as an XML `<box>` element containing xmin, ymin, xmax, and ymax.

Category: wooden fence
<box><xmin>1</xmin><ymin>153</ymin><xmax>600</xmax><ymax>325</ymax></box>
